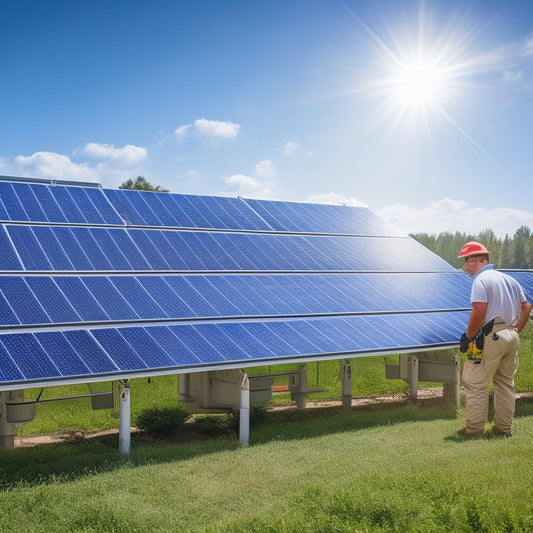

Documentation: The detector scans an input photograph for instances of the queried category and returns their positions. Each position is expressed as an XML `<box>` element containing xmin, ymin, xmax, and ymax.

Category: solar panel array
<box><xmin>0</xmin><ymin>177</ymin><xmax>482</xmax><ymax>390</ymax></box>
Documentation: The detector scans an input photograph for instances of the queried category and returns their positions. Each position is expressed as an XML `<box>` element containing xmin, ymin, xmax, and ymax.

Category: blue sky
<box><xmin>1</xmin><ymin>0</ymin><xmax>532</xmax><ymax>237</ymax></box>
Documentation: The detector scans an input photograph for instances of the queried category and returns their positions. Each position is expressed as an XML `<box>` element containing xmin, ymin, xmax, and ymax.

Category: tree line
<box><xmin>411</xmin><ymin>226</ymin><xmax>533</xmax><ymax>269</ymax></box>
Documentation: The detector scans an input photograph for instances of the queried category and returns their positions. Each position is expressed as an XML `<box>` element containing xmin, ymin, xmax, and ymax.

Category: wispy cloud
<box><xmin>254</xmin><ymin>160</ymin><xmax>275</xmax><ymax>179</ymax></box>
<box><xmin>523</xmin><ymin>34</ymin><xmax>533</xmax><ymax>56</ymax></box>
<box><xmin>175</xmin><ymin>119</ymin><xmax>240</xmax><ymax>140</ymax></box>
<box><xmin>283</xmin><ymin>141</ymin><xmax>301</xmax><ymax>156</ymax></box>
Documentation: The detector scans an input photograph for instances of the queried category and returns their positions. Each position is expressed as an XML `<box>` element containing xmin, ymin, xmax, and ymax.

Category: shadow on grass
<box><xmin>3</xmin><ymin>396</ymin><xmax>532</xmax><ymax>489</ymax></box>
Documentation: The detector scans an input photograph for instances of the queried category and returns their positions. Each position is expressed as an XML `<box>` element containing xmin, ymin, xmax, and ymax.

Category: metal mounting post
<box><xmin>342</xmin><ymin>360</ymin><xmax>352</xmax><ymax>409</ymax></box>
<box><xmin>119</xmin><ymin>380</ymin><xmax>131</xmax><ymax>454</ymax></box>
<box><xmin>408</xmin><ymin>355</ymin><xmax>419</xmax><ymax>403</ymax></box>
<box><xmin>240</xmin><ymin>373</ymin><xmax>250</xmax><ymax>446</ymax></box>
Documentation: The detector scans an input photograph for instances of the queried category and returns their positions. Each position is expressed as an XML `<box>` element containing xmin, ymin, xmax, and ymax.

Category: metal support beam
<box><xmin>240</xmin><ymin>373</ymin><xmax>250</xmax><ymax>446</ymax></box>
<box><xmin>342</xmin><ymin>360</ymin><xmax>352</xmax><ymax>409</ymax></box>
<box><xmin>119</xmin><ymin>380</ymin><xmax>131</xmax><ymax>454</ymax></box>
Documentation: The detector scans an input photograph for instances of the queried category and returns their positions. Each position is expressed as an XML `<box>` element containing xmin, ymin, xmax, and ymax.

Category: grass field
<box><xmin>1</xmin><ymin>321</ymin><xmax>531</xmax><ymax>531</ymax></box>
<box><xmin>1</xmin><ymin>398</ymin><xmax>533</xmax><ymax>532</ymax></box>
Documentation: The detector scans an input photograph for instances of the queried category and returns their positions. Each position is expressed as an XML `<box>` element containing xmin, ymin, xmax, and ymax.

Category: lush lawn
<box><xmin>1</xmin><ymin>398</ymin><xmax>533</xmax><ymax>532</ymax></box>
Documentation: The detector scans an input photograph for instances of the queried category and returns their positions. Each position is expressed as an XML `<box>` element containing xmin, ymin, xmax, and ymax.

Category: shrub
<box><xmin>135</xmin><ymin>405</ymin><xmax>190</xmax><ymax>436</ymax></box>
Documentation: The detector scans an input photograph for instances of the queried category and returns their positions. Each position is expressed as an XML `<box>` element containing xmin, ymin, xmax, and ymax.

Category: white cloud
<box><xmin>81</xmin><ymin>143</ymin><xmax>147</xmax><ymax>167</ymax></box>
<box><xmin>175</xmin><ymin>124</ymin><xmax>191</xmax><ymax>139</ymax></box>
<box><xmin>307</xmin><ymin>192</ymin><xmax>367</xmax><ymax>207</ymax></box>
<box><xmin>254</xmin><ymin>159</ymin><xmax>275</xmax><ymax>179</ymax></box>
<box><xmin>378</xmin><ymin>198</ymin><xmax>533</xmax><ymax>238</ymax></box>
<box><xmin>195</xmin><ymin>118</ymin><xmax>240</xmax><ymax>139</ymax></box>
<box><xmin>283</xmin><ymin>141</ymin><xmax>301</xmax><ymax>156</ymax></box>
<box><xmin>12</xmin><ymin>142</ymin><xmax>148</xmax><ymax>187</ymax></box>
<box><xmin>174</xmin><ymin>119</ymin><xmax>240</xmax><ymax>140</ymax></box>
<box><xmin>220</xmin><ymin>174</ymin><xmax>274</xmax><ymax>198</ymax></box>
<box><xmin>14</xmin><ymin>151</ymin><xmax>97</xmax><ymax>181</ymax></box>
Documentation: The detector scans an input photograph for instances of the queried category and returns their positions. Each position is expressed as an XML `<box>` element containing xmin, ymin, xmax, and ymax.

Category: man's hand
<box><xmin>459</xmin><ymin>333</ymin><xmax>471</xmax><ymax>353</ymax></box>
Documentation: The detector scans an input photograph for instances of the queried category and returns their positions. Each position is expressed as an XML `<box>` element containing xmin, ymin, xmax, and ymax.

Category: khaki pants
<box><xmin>462</xmin><ymin>328</ymin><xmax>519</xmax><ymax>434</ymax></box>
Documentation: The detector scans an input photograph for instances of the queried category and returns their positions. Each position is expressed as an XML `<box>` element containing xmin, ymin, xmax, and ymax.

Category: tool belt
<box><xmin>468</xmin><ymin>318</ymin><xmax>517</xmax><ymax>364</ymax></box>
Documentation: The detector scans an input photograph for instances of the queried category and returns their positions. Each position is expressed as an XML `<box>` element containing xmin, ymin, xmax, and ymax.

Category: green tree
<box><xmin>120</xmin><ymin>176</ymin><xmax>169</xmax><ymax>192</ymax></box>
<box><xmin>500</xmin><ymin>234</ymin><xmax>512</xmax><ymax>268</ymax></box>
<box><xmin>512</xmin><ymin>225</ymin><xmax>531</xmax><ymax>269</ymax></box>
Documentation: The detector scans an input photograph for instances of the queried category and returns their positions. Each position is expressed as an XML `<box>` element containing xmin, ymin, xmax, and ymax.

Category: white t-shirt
<box><xmin>471</xmin><ymin>264</ymin><xmax>527</xmax><ymax>326</ymax></box>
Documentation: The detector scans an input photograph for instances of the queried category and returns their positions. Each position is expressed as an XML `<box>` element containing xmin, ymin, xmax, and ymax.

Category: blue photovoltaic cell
<box><xmin>80</xmin><ymin>277</ymin><xmax>139</xmax><ymax>320</ymax></box>
<box><xmin>144</xmin><ymin>325</ymin><xmax>201</xmax><ymax>366</ymax></box>
<box><xmin>11</xmin><ymin>183</ymin><xmax>48</xmax><ymax>222</ymax></box>
<box><xmin>25</xmin><ymin>277</ymin><xmax>81</xmax><ymax>323</ymax></box>
<box><xmin>0</xmin><ymin>290</ymin><xmax>19</xmax><ymax>325</ymax></box>
<box><xmin>127</xmin><ymin>230</ymin><xmax>172</xmax><ymax>270</ymax></box>
<box><xmin>0</xmin><ymin>227</ymin><xmax>23</xmax><ymax>270</ymax></box>
<box><xmin>91</xmin><ymin>329</ymin><xmax>148</xmax><ymax>371</ymax></box>
<box><xmin>31</xmin><ymin>227</ymin><xmax>74</xmax><ymax>270</ymax></box>
<box><xmin>81</xmin><ymin>187</ymin><xmax>124</xmax><ymax>225</ymax></box>
<box><xmin>54</xmin><ymin>277</ymin><xmax>110</xmax><ymax>321</ymax></box>
<box><xmin>64</xmin><ymin>187</ymin><xmax>107</xmax><ymax>225</ymax></box>
<box><xmin>168</xmin><ymin>324</ymin><xmax>226</xmax><ymax>363</ymax></box>
<box><xmin>50</xmin><ymin>227</ymin><xmax>94</xmax><ymax>270</ymax></box>
<box><xmin>0</xmin><ymin>277</ymin><xmax>50</xmax><ymax>324</ymax></box>
<box><xmin>0</xmin><ymin>182</ymin><xmax>28</xmax><ymax>221</ymax></box>
<box><xmin>36</xmin><ymin>331</ymin><xmax>91</xmax><ymax>376</ymax></box>
<box><xmin>0</xmin><ymin>341</ymin><xmax>24</xmax><ymax>381</ymax></box>
<box><xmin>192</xmin><ymin>323</ymin><xmax>250</xmax><ymax>361</ymax></box>
<box><xmin>138</xmin><ymin>276</ymin><xmax>193</xmax><ymax>317</ymax></box>
<box><xmin>7</xmin><ymin>226</ymin><xmax>53</xmax><ymax>270</ymax></box>
<box><xmin>29</xmin><ymin>185</ymin><xmax>67</xmax><ymax>223</ymax></box>
<box><xmin>110</xmin><ymin>277</ymin><xmax>166</xmax><ymax>319</ymax></box>
<box><xmin>0</xmin><ymin>333</ymin><xmax>60</xmax><ymax>380</ymax></box>
<box><xmin>69</xmin><ymin>228</ymin><xmax>114</xmax><ymax>270</ymax></box>
<box><xmin>62</xmin><ymin>330</ymin><xmax>117</xmax><ymax>373</ymax></box>
<box><xmin>118</xmin><ymin>327</ymin><xmax>176</xmax><ymax>368</ymax></box>
<box><xmin>47</xmin><ymin>186</ymin><xmax>87</xmax><ymax>223</ymax></box>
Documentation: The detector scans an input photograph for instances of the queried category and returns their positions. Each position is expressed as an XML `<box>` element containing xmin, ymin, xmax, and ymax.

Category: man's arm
<box><xmin>466</xmin><ymin>301</ymin><xmax>487</xmax><ymax>340</ymax></box>
<box><xmin>516</xmin><ymin>300</ymin><xmax>532</xmax><ymax>333</ymax></box>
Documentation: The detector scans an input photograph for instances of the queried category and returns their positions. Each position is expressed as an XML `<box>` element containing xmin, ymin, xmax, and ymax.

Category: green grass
<box><xmin>1</xmin><ymin>398</ymin><xmax>533</xmax><ymax>532</ymax></box>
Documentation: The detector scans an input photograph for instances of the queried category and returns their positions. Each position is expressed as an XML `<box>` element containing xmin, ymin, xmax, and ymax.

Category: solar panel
<box><xmin>0</xmin><ymin>177</ymin><xmax>529</xmax><ymax>391</ymax></box>
<box><xmin>5</xmin><ymin>225</ymin><xmax>453</xmax><ymax>272</ymax></box>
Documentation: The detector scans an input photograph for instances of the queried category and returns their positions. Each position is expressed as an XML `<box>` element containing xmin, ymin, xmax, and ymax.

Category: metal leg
<box><xmin>119</xmin><ymin>380</ymin><xmax>131</xmax><ymax>454</ymax></box>
<box><xmin>240</xmin><ymin>373</ymin><xmax>250</xmax><ymax>446</ymax></box>
<box><xmin>342</xmin><ymin>360</ymin><xmax>352</xmax><ymax>409</ymax></box>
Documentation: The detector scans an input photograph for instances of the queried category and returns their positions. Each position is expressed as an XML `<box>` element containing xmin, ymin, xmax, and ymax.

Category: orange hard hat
<box><xmin>458</xmin><ymin>241</ymin><xmax>489</xmax><ymax>258</ymax></box>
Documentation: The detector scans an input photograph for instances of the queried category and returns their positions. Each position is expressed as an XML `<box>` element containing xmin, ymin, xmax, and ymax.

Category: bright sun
<box><xmin>394</xmin><ymin>59</ymin><xmax>444</xmax><ymax>109</ymax></box>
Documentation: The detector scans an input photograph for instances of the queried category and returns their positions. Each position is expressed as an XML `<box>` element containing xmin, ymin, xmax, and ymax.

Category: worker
<box><xmin>458</xmin><ymin>241</ymin><xmax>532</xmax><ymax>438</ymax></box>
